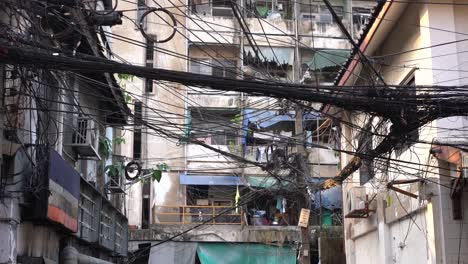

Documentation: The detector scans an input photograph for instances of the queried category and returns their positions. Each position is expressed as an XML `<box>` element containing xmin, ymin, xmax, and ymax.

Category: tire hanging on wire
<box><xmin>138</xmin><ymin>8</ymin><xmax>177</xmax><ymax>44</ymax></box>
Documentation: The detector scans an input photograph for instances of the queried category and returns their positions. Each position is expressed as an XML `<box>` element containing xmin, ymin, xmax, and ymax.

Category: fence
<box><xmin>153</xmin><ymin>205</ymin><xmax>243</xmax><ymax>225</ymax></box>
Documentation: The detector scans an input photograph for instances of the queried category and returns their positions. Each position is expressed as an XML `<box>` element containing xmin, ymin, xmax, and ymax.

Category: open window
<box><xmin>189</xmin><ymin>108</ymin><xmax>239</xmax><ymax>146</ymax></box>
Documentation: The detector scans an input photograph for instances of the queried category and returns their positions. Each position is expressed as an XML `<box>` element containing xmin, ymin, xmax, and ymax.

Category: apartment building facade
<box><xmin>0</xmin><ymin>1</ymin><xmax>130</xmax><ymax>263</ymax></box>
<box><xmin>336</xmin><ymin>1</ymin><xmax>468</xmax><ymax>263</ymax></box>
<box><xmin>113</xmin><ymin>0</ymin><xmax>376</xmax><ymax>262</ymax></box>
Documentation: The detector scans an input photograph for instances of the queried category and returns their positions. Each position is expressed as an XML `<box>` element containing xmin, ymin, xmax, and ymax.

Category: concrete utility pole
<box><xmin>295</xmin><ymin>109</ymin><xmax>311</xmax><ymax>264</ymax></box>
<box><xmin>293</xmin><ymin>0</ymin><xmax>311</xmax><ymax>262</ymax></box>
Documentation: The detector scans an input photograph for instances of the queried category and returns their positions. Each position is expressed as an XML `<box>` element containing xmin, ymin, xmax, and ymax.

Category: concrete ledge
<box><xmin>130</xmin><ymin>225</ymin><xmax>303</xmax><ymax>245</ymax></box>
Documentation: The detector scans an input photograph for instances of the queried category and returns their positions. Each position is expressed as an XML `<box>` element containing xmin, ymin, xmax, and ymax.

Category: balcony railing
<box><xmin>153</xmin><ymin>205</ymin><xmax>243</xmax><ymax>225</ymax></box>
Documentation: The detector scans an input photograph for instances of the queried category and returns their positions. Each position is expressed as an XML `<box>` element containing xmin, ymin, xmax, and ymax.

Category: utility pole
<box><xmin>293</xmin><ymin>0</ymin><xmax>311</xmax><ymax>262</ymax></box>
<box><xmin>295</xmin><ymin>108</ymin><xmax>311</xmax><ymax>264</ymax></box>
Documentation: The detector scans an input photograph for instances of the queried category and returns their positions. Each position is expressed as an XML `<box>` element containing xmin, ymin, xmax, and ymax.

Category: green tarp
<box><xmin>197</xmin><ymin>243</ymin><xmax>296</xmax><ymax>264</ymax></box>
<box><xmin>307</xmin><ymin>50</ymin><xmax>349</xmax><ymax>70</ymax></box>
<box><xmin>245</xmin><ymin>176</ymin><xmax>293</xmax><ymax>190</ymax></box>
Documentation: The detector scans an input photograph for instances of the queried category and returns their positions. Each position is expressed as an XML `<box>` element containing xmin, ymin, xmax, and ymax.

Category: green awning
<box><xmin>245</xmin><ymin>176</ymin><xmax>293</xmax><ymax>190</ymax></box>
<box><xmin>245</xmin><ymin>176</ymin><xmax>279</xmax><ymax>189</ymax></box>
<box><xmin>307</xmin><ymin>50</ymin><xmax>349</xmax><ymax>70</ymax></box>
<box><xmin>197</xmin><ymin>243</ymin><xmax>296</xmax><ymax>264</ymax></box>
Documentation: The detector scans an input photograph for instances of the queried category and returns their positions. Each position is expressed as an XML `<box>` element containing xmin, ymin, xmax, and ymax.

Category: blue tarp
<box><xmin>241</xmin><ymin>109</ymin><xmax>321</xmax><ymax>145</ymax></box>
<box><xmin>315</xmin><ymin>185</ymin><xmax>342</xmax><ymax>210</ymax></box>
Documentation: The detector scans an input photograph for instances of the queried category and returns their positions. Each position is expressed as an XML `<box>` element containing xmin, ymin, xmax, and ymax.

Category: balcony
<box><xmin>153</xmin><ymin>205</ymin><xmax>243</xmax><ymax>225</ymax></box>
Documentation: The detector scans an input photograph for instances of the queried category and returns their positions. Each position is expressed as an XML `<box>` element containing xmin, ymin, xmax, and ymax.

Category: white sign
<box><xmin>298</xmin><ymin>208</ymin><xmax>310</xmax><ymax>228</ymax></box>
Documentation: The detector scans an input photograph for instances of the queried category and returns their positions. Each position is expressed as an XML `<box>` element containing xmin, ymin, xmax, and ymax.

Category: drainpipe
<box><xmin>61</xmin><ymin>246</ymin><xmax>114</xmax><ymax>264</ymax></box>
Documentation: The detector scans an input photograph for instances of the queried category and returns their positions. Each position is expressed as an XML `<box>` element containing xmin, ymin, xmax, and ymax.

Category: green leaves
<box><xmin>117</xmin><ymin>73</ymin><xmax>134</xmax><ymax>104</ymax></box>
<box><xmin>98</xmin><ymin>136</ymin><xmax>112</xmax><ymax>160</ymax></box>
<box><xmin>150</xmin><ymin>163</ymin><xmax>170</xmax><ymax>183</ymax></box>
<box><xmin>114</xmin><ymin>136</ymin><xmax>126</xmax><ymax>145</ymax></box>
<box><xmin>150</xmin><ymin>169</ymin><xmax>162</xmax><ymax>182</ymax></box>
<box><xmin>98</xmin><ymin>136</ymin><xmax>127</xmax><ymax>160</ymax></box>
<box><xmin>230</xmin><ymin>113</ymin><xmax>242</xmax><ymax>125</ymax></box>
<box><xmin>117</xmin><ymin>73</ymin><xmax>134</xmax><ymax>81</ymax></box>
<box><xmin>105</xmin><ymin>162</ymin><xmax>125</xmax><ymax>178</ymax></box>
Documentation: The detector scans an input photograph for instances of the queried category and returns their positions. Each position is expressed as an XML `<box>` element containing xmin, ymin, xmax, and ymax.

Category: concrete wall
<box><xmin>341</xmin><ymin>2</ymin><xmax>468</xmax><ymax>264</ymax></box>
<box><xmin>113</xmin><ymin>0</ymin><xmax>147</xmax><ymax>228</ymax></box>
<box><xmin>114</xmin><ymin>0</ymin><xmax>188</xmax><ymax>226</ymax></box>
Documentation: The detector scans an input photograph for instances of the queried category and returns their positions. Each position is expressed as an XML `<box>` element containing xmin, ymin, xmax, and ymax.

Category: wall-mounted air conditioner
<box><xmin>345</xmin><ymin>186</ymin><xmax>372</xmax><ymax>218</ymax></box>
<box><xmin>68</xmin><ymin>117</ymin><xmax>100</xmax><ymax>159</ymax></box>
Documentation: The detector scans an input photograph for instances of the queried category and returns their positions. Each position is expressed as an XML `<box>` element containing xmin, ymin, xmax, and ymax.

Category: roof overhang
<box><xmin>337</xmin><ymin>1</ymin><xmax>409</xmax><ymax>86</ymax></box>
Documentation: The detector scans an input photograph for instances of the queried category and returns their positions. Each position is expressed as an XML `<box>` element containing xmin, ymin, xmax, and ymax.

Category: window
<box><xmin>352</xmin><ymin>7</ymin><xmax>372</xmax><ymax>26</ymax></box>
<box><xmin>137</xmin><ymin>0</ymin><xmax>146</xmax><ymax>28</ymax></box>
<box><xmin>305</xmin><ymin>118</ymin><xmax>331</xmax><ymax>145</ymax></box>
<box><xmin>190</xmin><ymin>59</ymin><xmax>237</xmax><ymax>78</ymax></box>
<box><xmin>190</xmin><ymin>59</ymin><xmax>212</xmax><ymax>75</ymax></box>
<box><xmin>189</xmin><ymin>108</ymin><xmax>239</xmax><ymax>146</ymax></box>
<box><xmin>212</xmin><ymin>59</ymin><xmax>237</xmax><ymax>78</ymax></box>
<box><xmin>359</xmin><ymin>140</ymin><xmax>374</xmax><ymax>185</ymax></box>
<box><xmin>189</xmin><ymin>0</ymin><xmax>233</xmax><ymax>16</ymax></box>
<box><xmin>145</xmin><ymin>39</ymin><xmax>154</xmax><ymax>93</ymax></box>
<box><xmin>133</xmin><ymin>101</ymin><xmax>143</xmax><ymax>159</ymax></box>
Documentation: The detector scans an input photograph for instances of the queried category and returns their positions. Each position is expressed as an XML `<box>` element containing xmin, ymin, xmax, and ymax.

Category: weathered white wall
<box><xmin>342</xmin><ymin>2</ymin><xmax>468</xmax><ymax>264</ymax></box>
<box><xmin>114</xmin><ymin>0</ymin><xmax>188</xmax><ymax>225</ymax></box>
<box><xmin>113</xmin><ymin>0</ymin><xmax>146</xmax><ymax>228</ymax></box>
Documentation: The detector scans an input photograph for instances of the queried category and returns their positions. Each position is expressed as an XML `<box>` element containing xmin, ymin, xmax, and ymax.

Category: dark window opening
<box><xmin>189</xmin><ymin>108</ymin><xmax>239</xmax><ymax>146</ymax></box>
<box><xmin>133</xmin><ymin>101</ymin><xmax>143</xmax><ymax>159</ymax></box>
<box><xmin>137</xmin><ymin>0</ymin><xmax>147</xmax><ymax>28</ymax></box>
<box><xmin>145</xmin><ymin>39</ymin><xmax>154</xmax><ymax>93</ymax></box>
<box><xmin>142</xmin><ymin>181</ymin><xmax>150</xmax><ymax>228</ymax></box>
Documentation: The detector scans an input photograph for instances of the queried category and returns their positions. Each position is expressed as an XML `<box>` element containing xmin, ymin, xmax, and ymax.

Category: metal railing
<box><xmin>153</xmin><ymin>205</ymin><xmax>243</xmax><ymax>225</ymax></box>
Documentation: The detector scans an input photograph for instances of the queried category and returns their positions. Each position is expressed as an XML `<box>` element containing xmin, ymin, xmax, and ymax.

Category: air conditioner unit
<box><xmin>69</xmin><ymin>117</ymin><xmax>100</xmax><ymax>159</ymax></box>
<box><xmin>345</xmin><ymin>187</ymin><xmax>371</xmax><ymax>218</ymax></box>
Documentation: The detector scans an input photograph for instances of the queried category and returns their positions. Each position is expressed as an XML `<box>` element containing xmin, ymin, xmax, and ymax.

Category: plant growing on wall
<box><xmin>98</xmin><ymin>136</ymin><xmax>128</xmax><ymax>184</ymax></box>
<box><xmin>117</xmin><ymin>73</ymin><xmax>133</xmax><ymax>103</ymax></box>
<box><xmin>105</xmin><ymin>162</ymin><xmax>125</xmax><ymax>180</ymax></box>
<box><xmin>140</xmin><ymin>163</ymin><xmax>169</xmax><ymax>184</ymax></box>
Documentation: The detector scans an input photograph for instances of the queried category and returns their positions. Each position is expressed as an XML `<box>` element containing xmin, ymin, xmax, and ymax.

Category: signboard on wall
<box><xmin>298</xmin><ymin>208</ymin><xmax>310</xmax><ymax>228</ymax></box>
<box><xmin>47</xmin><ymin>150</ymin><xmax>80</xmax><ymax>232</ymax></box>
